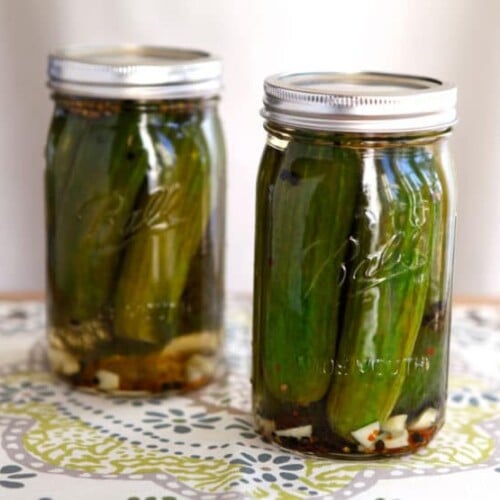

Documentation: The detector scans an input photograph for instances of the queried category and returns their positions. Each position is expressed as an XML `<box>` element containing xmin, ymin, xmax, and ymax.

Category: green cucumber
<box><xmin>259</xmin><ymin>140</ymin><xmax>360</xmax><ymax>405</ymax></box>
<box><xmin>113</xmin><ymin>112</ymin><xmax>211</xmax><ymax>345</ymax></box>
<box><xmin>52</xmin><ymin>108</ymin><xmax>148</xmax><ymax>324</ymax></box>
<box><xmin>327</xmin><ymin>148</ymin><xmax>434</xmax><ymax>439</ymax></box>
<box><xmin>395</xmin><ymin>146</ymin><xmax>452</xmax><ymax>414</ymax></box>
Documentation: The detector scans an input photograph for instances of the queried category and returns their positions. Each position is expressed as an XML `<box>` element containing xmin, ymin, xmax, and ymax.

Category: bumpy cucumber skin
<box><xmin>113</xmin><ymin>110</ymin><xmax>212</xmax><ymax>345</ymax></box>
<box><xmin>326</xmin><ymin>148</ymin><xmax>435</xmax><ymax>439</ymax></box>
<box><xmin>255</xmin><ymin>140</ymin><xmax>361</xmax><ymax>406</ymax></box>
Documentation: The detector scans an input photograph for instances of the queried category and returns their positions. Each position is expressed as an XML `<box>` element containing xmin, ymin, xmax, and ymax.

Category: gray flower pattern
<box><xmin>0</xmin><ymin>465</ymin><xmax>36</xmax><ymax>489</ymax></box>
<box><xmin>142</xmin><ymin>409</ymin><xmax>223</xmax><ymax>434</ymax></box>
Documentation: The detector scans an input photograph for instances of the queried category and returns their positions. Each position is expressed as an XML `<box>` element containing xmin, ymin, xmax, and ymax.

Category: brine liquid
<box><xmin>45</xmin><ymin>98</ymin><xmax>225</xmax><ymax>393</ymax></box>
<box><xmin>252</xmin><ymin>128</ymin><xmax>455</xmax><ymax>458</ymax></box>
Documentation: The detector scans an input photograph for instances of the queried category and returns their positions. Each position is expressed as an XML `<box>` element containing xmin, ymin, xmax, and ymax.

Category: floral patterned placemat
<box><xmin>0</xmin><ymin>299</ymin><xmax>499</xmax><ymax>500</ymax></box>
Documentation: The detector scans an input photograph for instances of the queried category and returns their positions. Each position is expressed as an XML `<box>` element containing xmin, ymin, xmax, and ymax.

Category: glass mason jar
<box><xmin>253</xmin><ymin>72</ymin><xmax>457</xmax><ymax>457</ymax></box>
<box><xmin>45</xmin><ymin>46</ymin><xmax>225</xmax><ymax>393</ymax></box>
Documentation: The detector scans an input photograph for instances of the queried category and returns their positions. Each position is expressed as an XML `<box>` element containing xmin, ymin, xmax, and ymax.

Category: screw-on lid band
<box><xmin>262</xmin><ymin>72</ymin><xmax>457</xmax><ymax>133</ymax></box>
<box><xmin>48</xmin><ymin>45</ymin><xmax>222</xmax><ymax>100</ymax></box>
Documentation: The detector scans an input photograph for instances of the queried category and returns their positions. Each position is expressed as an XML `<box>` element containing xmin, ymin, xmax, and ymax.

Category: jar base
<box><xmin>47</xmin><ymin>329</ymin><xmax>223</xmax><ymax>394</ymax></box>
<box><xmin>255</xmin><ymin>414</ymin><xmax>442</xmax><ymax>459</ymax></box>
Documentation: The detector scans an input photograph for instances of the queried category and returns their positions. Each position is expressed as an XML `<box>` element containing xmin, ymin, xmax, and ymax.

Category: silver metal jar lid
<box><xmin>48</xmin><ymin>45</ymin><xmax>222</xmax><ymax>100</ymax></box>
<box><xmin>262</xmin><ymin>72</ymin><xmax>457</xmax><ymax>133</ymax></box>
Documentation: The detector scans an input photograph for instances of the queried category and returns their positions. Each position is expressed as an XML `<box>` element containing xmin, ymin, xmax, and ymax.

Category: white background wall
<box><xmin>0</xmin><ymin>0</ymin><xmax>499</xmax><ymax>295</ymax></box>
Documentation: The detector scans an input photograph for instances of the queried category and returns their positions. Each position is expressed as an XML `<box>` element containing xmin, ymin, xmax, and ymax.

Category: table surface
<box><xmin>0</xmin><ymin>297</ymin><xmax>499</xmax><ymax>500</ymax></box>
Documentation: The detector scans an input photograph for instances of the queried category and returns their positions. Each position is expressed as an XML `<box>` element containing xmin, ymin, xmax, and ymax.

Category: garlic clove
<box><xmin>408</xmin><ymin>407</ymin><xmax>439</xmax><ymax>430</ymax></box>
<box><xmin>48</xmin><ymin>348</ymin><xmax>80</xmax><ymax>376</ymax></box>
<box><xmin>380</xmin><ymin>429</ymin><xmax>409</xmax><ymax>449</ymax></box>
<box><xmin>351</xmin><ymin>421</ymin><xmax>380</xmax><ymax>449</ymax></box>
<box><xmin>381</xmin><ymin>414</ymin><xmax>408</xmax><ymax>434</ymax></box>
<box><xmin>275</xmin><ymin>425</ymin><xmax>312</xmax><ymax>439</ymax></box>
<box><xmin>95</xmin><ymin>369</ymin><xmax>120</xmax><ymax>391</ymax></box>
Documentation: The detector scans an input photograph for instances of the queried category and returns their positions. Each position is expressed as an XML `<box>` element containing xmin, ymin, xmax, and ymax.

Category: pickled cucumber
<box><xmin>259</xmin><ymin>141</ymin><xmax>360</xmax><ymax>405</ymax></box>
<box><xmin>51</xmin><ymin>109</ymin><xmax>148</xmax><ymax>326</ymax></box>
<box><xmin>395</xmin><ymin>147</ymin><xmax>453</xmax><ymax>414</ymax></box>
<box><xmin>326</xmin><ymin>148</ymin><xmax>435</xmax><ymax>439</ymax></box>
<box><xmin>113</xmin><ymin>112</ymin><xmax>211</xmax><ymax>344</ymax></box>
